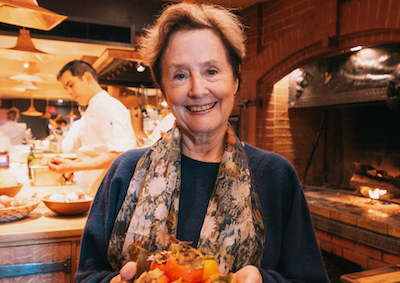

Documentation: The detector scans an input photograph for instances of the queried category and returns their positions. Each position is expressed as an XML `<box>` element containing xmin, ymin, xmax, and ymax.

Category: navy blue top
<box><xmin>177</xmin><ymin>155</ymin><xmax>219</xmax><ymax>246</ymax></box>
<box><xmin>75</xmin><ymin>144</ymin><xmax>329</xmax><ymax>283</ymax></box>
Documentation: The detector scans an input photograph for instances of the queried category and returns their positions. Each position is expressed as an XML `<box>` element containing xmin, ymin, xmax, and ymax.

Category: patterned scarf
<box><xmin>108</xmin><ymin>123</ymin><xmax>265</xmax><ymax>273</ymax></box>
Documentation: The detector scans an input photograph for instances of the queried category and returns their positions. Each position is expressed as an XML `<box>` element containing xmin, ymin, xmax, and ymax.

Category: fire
<box><xmin>368</xmin><ymin>188</ymin><xmax>387</xmax><ymax>200</ymax></box>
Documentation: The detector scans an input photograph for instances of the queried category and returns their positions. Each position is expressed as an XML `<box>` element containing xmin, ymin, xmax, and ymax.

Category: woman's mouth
<box><xmin>186</xmin><ymin>102</ymin><xmax>217</xmax><ymax>112</ymax></box>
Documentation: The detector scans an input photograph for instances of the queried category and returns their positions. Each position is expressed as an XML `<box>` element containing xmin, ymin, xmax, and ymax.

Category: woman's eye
<box><xmin>207</xmin><ymin>69</ymin><xmax>217</xmax><ymax>75</ymax></box>
<box><xmin>174</xmin><ymin>73</ymin><xmax>186</xmax><ymax>80</ymax></box>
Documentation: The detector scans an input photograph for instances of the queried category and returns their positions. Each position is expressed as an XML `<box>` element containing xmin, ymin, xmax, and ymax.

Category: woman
<box><xmin>75</xmin><ymin>3</ymin><xmax>329</xmax><ymax>283</ymax></box>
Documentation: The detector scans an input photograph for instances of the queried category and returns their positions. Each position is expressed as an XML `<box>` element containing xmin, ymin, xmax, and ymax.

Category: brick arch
<box><xmin>260</xmin><ymin>29</ymin><xmax>400</xmax><ymax>87</ymax></box>
<box><xmin>239</xmin><ymin>0</ymin><xmax>400</xmax><ymax>146</ymax></box>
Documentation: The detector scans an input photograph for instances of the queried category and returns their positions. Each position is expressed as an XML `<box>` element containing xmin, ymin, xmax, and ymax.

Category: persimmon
<box><xmin>151</xmin><ymin>261</ymin><xmax>167</xmax><ymax>272</ymax></box>
<box><xmin>149</xmin><ymin>250</ymin><xmax>171</xmax><ymax>272</ymax></box>
<box><xmin>165</xmin><ymin>256</ymin><xmax>204</xmax><ymax>283</ymax></box>
<box><xmin>157</xmin><ymin>274</ymin><xmax>170</xmax><ymax>283</ymax></box>
<box><xmin>201</xmin><ymin>259</ymin><xmax>219</xmax><ymax>282</ymax></box>
<box><xmin>135</xmin><ymin>268</ymin><xmax>170</xmax><ymax>283</ymax></box>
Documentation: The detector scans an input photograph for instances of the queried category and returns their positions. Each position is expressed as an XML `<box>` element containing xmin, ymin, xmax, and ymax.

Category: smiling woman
<box><xmin>75</xmin><ymin>3</ymin><xmax>330</xmax><ymax>283</ymax></box>
<box><xmin>160</xmin><ymin>28</ymin><xmax>238</xmax><ymax>153</ymax></box>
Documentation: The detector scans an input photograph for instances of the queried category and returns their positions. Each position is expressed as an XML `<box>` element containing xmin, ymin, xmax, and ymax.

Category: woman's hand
<box><xmin>234</xmin><ymin>265</ymin><xmax>262</xmax><ymax>283</ymax></box>
<box><xmin>110</xmin><ymin>261</ymin><xmax>137</xmax><ymax>283</ymax></box>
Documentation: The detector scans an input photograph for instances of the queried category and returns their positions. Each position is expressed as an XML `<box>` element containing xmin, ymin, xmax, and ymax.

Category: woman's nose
<box><xmin>189</xmin><ymin>74</ymin><xmax>208</xmax><ymax>98</ymax></box>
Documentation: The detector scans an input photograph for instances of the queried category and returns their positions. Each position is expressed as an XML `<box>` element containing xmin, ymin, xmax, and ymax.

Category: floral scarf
<box><xmin>108</xmin><ymin>123</ymin><xmax>265</xmax><ymax>273</ymax></box>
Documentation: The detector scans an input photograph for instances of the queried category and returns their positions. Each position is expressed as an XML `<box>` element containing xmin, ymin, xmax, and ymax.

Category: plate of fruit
<box><xmin>0</xmin><ymin>195</ymin><xmax>41</xmax><ymax>222</ymax></box>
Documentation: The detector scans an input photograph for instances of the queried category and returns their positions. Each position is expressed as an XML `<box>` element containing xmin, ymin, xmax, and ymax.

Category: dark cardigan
<box><xmin>75</xmin><ymin>144</ymin><xmax>329</xmax><ymax>283</ymax></box>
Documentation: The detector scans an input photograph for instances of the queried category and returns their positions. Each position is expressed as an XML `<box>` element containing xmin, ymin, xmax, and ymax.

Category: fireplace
<box><xmin>288</xmin><ymin>43</ymin><xmax>400</xmax><ymax>201</ymax></box>
<box><xmin>286</xmin><ymin>43</ymin><xmax>400</xmax><ymax>271</ymax></box>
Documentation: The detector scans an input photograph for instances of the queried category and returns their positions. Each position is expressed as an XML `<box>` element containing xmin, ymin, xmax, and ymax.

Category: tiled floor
<box><xmin>322</xmin><ymin>250</ymin><xmax>363</xmax><ymax>283</ymax></box>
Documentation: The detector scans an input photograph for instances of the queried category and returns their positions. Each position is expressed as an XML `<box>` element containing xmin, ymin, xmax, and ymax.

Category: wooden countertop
<box><xmin>0</xmin><ymin>182</ymin><xmax>88</xmax><ymax>247</ymax></box>
<box><xmin>341</xmin><ymin>266</ymin><xmax>400</xmax><ymax>283</ymax></box>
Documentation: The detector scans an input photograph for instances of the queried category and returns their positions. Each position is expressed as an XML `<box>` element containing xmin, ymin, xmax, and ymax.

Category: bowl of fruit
<box><xmin>0</xmin><ymin>195</ymin><xmax>41</xmax><ymax>222</ymax></box>
<box><xmin>0</xmin><ymin>168</ymin><xmax>23</xmax><ymax>197</ymax></box>
<box><xmin>42</xmin><ymin>190</ymin><xmax>93</xmax><ymax>216</ymax></box>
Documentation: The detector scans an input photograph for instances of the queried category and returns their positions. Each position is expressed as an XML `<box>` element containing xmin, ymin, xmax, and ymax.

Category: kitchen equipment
<box><xmin>42</xmin><ymin>194</ymin><xmax>93</xmax><ymax>216</ymax></box>
<box><xmin>0</xmin><ymin>197</ymin><xmax>40</xmax><ymax>222</ymax></box>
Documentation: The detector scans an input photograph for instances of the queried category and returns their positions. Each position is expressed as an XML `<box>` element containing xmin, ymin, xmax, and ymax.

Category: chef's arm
<box><xmin>48</xmin><ymin>152</ymin><xmax>120</xmax><ymax>174</ymax></box>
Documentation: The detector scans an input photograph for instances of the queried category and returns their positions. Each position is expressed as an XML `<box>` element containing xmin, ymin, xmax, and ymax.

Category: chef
<box><xmin>48</xmin><ymin>60</ymin><xmax>137</xmax><ymax>195</ymax></box>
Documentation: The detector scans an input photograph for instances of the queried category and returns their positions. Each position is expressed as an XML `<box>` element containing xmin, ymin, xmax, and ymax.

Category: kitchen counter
<box><xmin>0</xmin><ymin>181</ymin><xmax>88</xmax><ymax>283</ymax></box>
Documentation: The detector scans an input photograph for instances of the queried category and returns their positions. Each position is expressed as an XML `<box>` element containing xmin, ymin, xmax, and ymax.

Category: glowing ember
<box><xmin>368</xmin><ymin>188</ymin><xmax>387</xmax><ymax>200</ymax></box>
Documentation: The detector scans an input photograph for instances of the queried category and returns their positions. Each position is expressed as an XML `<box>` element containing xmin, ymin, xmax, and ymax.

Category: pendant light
<box><xmin>11</xmin><ymin>80</ymin><xmax>39</xmax><ymax>92</ymax></box>
<box><xmin>9</xmin><ymin>61</ymin><xmax>43</xmax><ymax>82</ymax></box>
<box><xmin>0</xmin><ymin>29</ymin><xmax>53</xmax><ymax>63</ymax></box>
<box><xmin>0</xmin><ymin>0</ymin><xmax>67</xmax><ymax>31</ymax></box>
<box><xmin>41</xmin><ymin>96</ymin><xmax>51</xmax><ymax>118</ymax></box>
<box><xmin>22</xmin><ymin>96</ymin><xmax>42</xmax><ymax>117</ymax></box>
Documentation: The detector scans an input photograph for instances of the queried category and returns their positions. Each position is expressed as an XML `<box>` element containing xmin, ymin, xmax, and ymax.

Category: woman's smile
<box><xmin>185</xmin><ymin>102</ymin><xmax>217</xmax><ymax>113</ymax></box>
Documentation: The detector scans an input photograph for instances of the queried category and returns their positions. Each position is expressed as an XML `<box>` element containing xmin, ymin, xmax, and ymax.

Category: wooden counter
<box><xmin>340</xmin><ymin>266</ymin><xmax>400</xmax><ymax>282</ymax></box>
<box><xmin>0</xmin><ymin>182</ymin><xmax>88</xmax><ymax>283</ymax></box>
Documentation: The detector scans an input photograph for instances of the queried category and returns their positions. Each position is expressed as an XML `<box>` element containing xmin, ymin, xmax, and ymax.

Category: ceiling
<box><xmin>0</xmin><ymin>0</ymin><xmax>260</xmax><ymax>103</ymax></box>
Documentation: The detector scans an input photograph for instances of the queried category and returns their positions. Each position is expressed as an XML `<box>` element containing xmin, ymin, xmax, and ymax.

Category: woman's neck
<box><xmin>181</xmin><ymin>128</ymin><xmax>226</xmax><ymax>163</ymax></box>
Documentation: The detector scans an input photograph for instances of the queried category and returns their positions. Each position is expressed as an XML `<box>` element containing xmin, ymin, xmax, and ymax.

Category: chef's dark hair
<box><xmin>139</xmin><ymin>3</ymin><xmax>245</xmax><ymax>91</ymax></box>
<box><xmin>57</xmin><ymin>60</ymin><xmax>99</xmax><ymax>82</ymax></box>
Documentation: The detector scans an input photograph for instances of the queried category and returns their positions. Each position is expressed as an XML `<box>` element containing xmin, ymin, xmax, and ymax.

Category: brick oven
<box><xmin>235</xmin><ymin>0</ymin><xmax>400</xmax><ymax>276</ymax></box>
<box><xmin>285</xmin><ymin>43</ymin><xmax>400</xmax><ymax>272</ymax></box>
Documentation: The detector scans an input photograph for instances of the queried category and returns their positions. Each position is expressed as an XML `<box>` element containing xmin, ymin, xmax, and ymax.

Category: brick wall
<box><xmin>239</xmin><ymin>0</ymin><xmax>400</xmax><ymax>181</ymax></box>
<box><xmin>315</xmin><ymin>229</ymin><xmax>400</xmax><ymax>270</ymax></box>
<box><xmin>239</xmin><ymin>0</ymin><xmax>400</xmax><ymax>270</ymax></box>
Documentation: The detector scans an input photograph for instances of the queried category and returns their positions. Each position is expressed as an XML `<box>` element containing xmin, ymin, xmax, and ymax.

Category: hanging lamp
<box><xmin>0</xmin><ymin>0</ymin><xmax>67</xmax><ymax>31</ymax></box>
<box><xmin>41</xmin><ymin>96</ymin><xmax>51</xmax><ymax>118</ymax></box>
<box><xmin>22</xmin><ymin>96</ymin><xmax>42</xmax><ymax>117</ymax></box>
<box><xmin>0</xmin><ymin>29</ymin><xmax>53</xmax><ymax>63</ymax></box>
<box><xmin>11</xmin><ymin>80</ymin><xmax>39</xmax><ymax>92</ymax></box>
<box><xmin>9</xmin><ymin>61</ymin><xmax>42</xmax><ymax>82</ymax></box>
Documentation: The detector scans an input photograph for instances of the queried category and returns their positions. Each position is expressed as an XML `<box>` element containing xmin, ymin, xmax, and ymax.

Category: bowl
<box><xmin>0</xmin><ymin>183</ymin><xmax>23</xmax><ymax>197</ymax></box>
<box><xmin>0</xmin><ymin>198</ymin><xmax>41</xmax><ymax>222</ymax></box>
<box><xmin>42</xmin><ymin>194</ymin><xmax>93</xmax><ymax>216</ymax></box>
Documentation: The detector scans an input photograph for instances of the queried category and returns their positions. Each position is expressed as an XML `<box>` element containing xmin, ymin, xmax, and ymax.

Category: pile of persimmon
<box><xmin>133</xmin><ymin>240</ymin><xmax>234</xmax><ymax>283</ymax></box>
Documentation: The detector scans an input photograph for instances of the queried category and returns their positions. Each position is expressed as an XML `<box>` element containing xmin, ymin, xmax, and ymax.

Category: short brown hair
<box><xmin>139</xmin><ymin>3</ymin><xmax>246</xmax><ymax>90</ymax></box>
<box><xmin>57</xmin><ymin>60</ymin><xmax>99</xmax><ymax>82</ymax></box>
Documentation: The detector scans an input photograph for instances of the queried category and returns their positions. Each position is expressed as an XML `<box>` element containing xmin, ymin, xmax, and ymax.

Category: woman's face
<box><xmin>161</xmin><ymin>29</ymin><xmax>238</xmax><ymax>138</ymax></box>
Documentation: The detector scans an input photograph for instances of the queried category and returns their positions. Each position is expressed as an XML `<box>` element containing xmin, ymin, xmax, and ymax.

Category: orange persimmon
<box><xmin>135</xmin><ymin>268</ymin><xmax>170</xmax><ymax>283</ymax></box>
<box><xmin>151</xmin><ymin>261</ymin><xmax>167</xmax><ymax>272</ymax></box>
<box><xmin>157</xmin><ymin>274</ymin><xmax>170</xmax><ymax>283</ymax></box>
<box><xmin>165</xmin><ymin>256</ymin><xmax>204</xmax><ymax>283</ymax></box>
<box><xmin>201</xmin><ymin>259</ymin><xmax>219</xmax><ymax>282</ymax></box>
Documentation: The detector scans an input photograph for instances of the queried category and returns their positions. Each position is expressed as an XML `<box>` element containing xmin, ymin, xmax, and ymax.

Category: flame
<box><xmin>368</xmin><ymin>188</ymin><xmax>387</xmax><ymax>200</ymax></box>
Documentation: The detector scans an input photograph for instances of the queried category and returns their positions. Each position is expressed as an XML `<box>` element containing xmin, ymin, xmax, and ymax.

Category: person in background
<box><xmin>50</xmin><ymin>114</ymin><xmax>69</xmax><ymax>138</ymax></box>
<box><xmin>0</xmin><ymin>107</ymin><xmax>29</xmax><ymax>145</ymax></box>
<box><xmin>148</xmin><ymin>112</ymin><xmax>176</xmax><ymax>143</ymax></box>
<box><xmin>75</xmin><ymin>3</ymin><xmax>329</xmax><ymax>283</ymax></box>
<box><xmin>48</xmin><ymin>60</ymin><xmax>137</xmax><ymax>194</ymax></box>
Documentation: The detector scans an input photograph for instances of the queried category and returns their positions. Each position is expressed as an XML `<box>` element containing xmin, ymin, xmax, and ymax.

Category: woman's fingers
<box><xmin>119</xmin><ymin>261</ymin><xmax>137</xmax><ymax>282</ymax></box>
